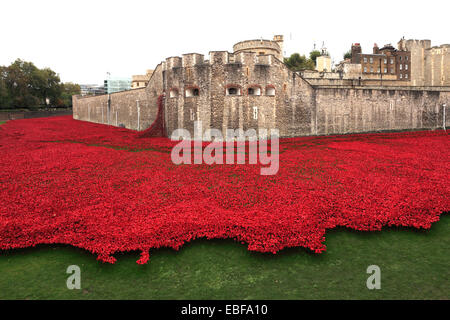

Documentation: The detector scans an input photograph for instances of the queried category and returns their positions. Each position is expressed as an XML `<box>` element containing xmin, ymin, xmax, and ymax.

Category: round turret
<box><xmin>233</xmin><ymin>37</ymin><xmax>283</xmax><ymax>60</ymax></box>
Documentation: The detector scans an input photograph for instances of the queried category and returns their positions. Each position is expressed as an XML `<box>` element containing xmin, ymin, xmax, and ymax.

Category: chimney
<box><xmin>351</xmin><ymin>43</ymin><xmax>361</xmax><ymax>64</ymax></box>
<box><xmin>373</xmin><ymin>43</ymin><xmax>380</xmax><ymax>54</ymax></box>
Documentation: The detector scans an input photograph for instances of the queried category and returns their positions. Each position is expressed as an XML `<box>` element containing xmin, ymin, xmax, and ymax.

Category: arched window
<box><xmin>185</xmin><ymin>86</ymin><xmax>200</xmax><ymax>97</ymax></box>
<box><xmin>248</xmin><ymin>85</ymin><xmax>261</xmax><ymax>96</ymax></box>
<box><xmin>226</xmin><ymin>85</ymin><xmax>241</xmax><ymax>96</ymax></box>
<box><xmin>169</xmin><ymin>88</ymin><xmax>179</xmax><ymax>98</ymax></box>
<box><xmin>266</xmin><ymin>85</ymin><xmax>275</xmax><ymax>96</ymax></box>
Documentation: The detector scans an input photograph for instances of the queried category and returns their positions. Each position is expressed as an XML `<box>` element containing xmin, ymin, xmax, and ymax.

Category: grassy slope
<box><xmin>0</xmin><ymin>214</ymin><xmax>448</xmax><ymax>300</ymax></box>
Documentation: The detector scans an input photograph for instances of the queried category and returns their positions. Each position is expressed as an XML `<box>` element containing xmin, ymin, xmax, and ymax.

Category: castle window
<box><xmin>391</xmin><ymin>68</ymin><xmax>394</xmax><ymax>74</ymax></box>
<box><xmin>384</xmin><ymin>58</ymin><xmax>387</xmax><ymax>64</ymax></box>
<box><xmin>390</xmin><ymin>58</ymin><xmax>394</xmax><ymax>64</ymax></box>
<box><xmin>226</xmin><ymin>87</ymin><xmax>241</xmax><ymax>96</ymax></box>
<box><xmin>405</xmin><ymin>74</ymin><xmax>408</xmax><ymax>79</ymax></box>
<box><xmin>363</xmin><ymin>57</ymin><xmax>367</xmax><ymax>63</ymax></box>
<box><xmin>400</xmin><ymin>74</ymin><xmax>403</xmax><ymax>79</ymax></box>
<box><xmin>253</xmin><ymin>106</ymin><xmax>258</xmax><ymax>120</ymax></box>
<box><xmin>266</xmin><ymin>86</ymin><xmax>275</xmax><ymax>96</ymax></box>
<box><xmin>364</xmin><ymin>67</ymin><xmax>367</xmax><ymax>73</ymax></box>
<box><xmin>405</xmin><ymin>64</ymin><xmax>408</xmax><ymax>70</ymax></box>
<box><xmin>169</xmin><ymin>88</ymin><xmax>178</xmax><ymax>98</ymax></box>
<box><xmin>369</xmin><ymin>57</ymin><xmax>373</xmax><ymax>63</ymax></box>
<box><xmin>190</xmin><ymin>109</ymin><xmax>195</xmax><ymax>121</ymax></box>
<box><xmin>399</xmin><ymin>64</ymin><xmax>403</xmax><ymax>70</ymax></box>
<box><xmin>248</xmin><ymin>86</ymin><xmax>261</xmax><ymax>96</ymax></box>
<box><xmin>186</xmin><ymin>87</ymin><xmax>199</xmax><ymax>97</ymax></box>
<box><xmin>384</xmin><ymin>68</ymin><xmax>387</xmax><ymax>73</ymax></box>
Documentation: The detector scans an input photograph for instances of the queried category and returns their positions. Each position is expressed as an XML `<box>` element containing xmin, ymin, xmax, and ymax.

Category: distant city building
<box><xmin>80</xmin><ymin>84</ymin><xmax>105</xmax><ymax>96</ymax></box>
<box><xmin>104</xmin><ymin>77</ymin><xmax>131</xmax><ymax>94</ymax></box>
<box><xmin>131</xmin><ymin>70</ymin><xmax>153</xmax><ymax>89</ymax></box>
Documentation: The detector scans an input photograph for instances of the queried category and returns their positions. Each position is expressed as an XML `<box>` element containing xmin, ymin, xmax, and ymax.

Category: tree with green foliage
<box><xmin>60</xmin><ymin>82</ymin><xmax>81</xmax><ymax>107</ymax></box>
<box><xmin>0</xmin><ymin>66</ymin><xmax>12</xmax><ymax>109</ymax></box>
<box><xmin>344</xmin><ymin>50</ymin><xmax>352</xmax><ymax>60</ymax></box>
<box><xmin>284</xmin><ymin>53</ymin><xmax>315</xmax><ymax>71</ymax></box>
<box><xmin>4</xmin><ymin>59</ymin><xmax>41</xmax><ymax>108</ymax></box>
<box><xmin>0</xmin><ymin>59</ymin><xmax>78</xmax><ymax>109</ymax></box>
<box><xmin>309</xmin><ymin>50</ymin><xmax>321</xmax><ymax>63</ymax></box>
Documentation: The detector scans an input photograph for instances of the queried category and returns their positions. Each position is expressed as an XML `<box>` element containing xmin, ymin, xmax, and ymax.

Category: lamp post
<box><xmin>380</xmin><ymin>58</ymin><xmax>383</xmax><ymax>86</ymax></box>
<box><xmin>136</xmin><ymin>100</ymin><xmax>140</xmax><ymax>131</ymax></box>
<box><xmin>443</xmin><ymin>103</ymin><xmax>447</xmax><ymax>131</ymax></box>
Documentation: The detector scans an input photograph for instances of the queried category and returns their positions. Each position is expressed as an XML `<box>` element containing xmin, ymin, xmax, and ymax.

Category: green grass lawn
<box><xmin>0</xmin><ymin>214</ymin><xmax>448</xmax><ymax>300</ymax></box>
<box><xmin>0</xmin><ymin>121</ymin><xmax>6</xmax><ymax>126</ymax></box>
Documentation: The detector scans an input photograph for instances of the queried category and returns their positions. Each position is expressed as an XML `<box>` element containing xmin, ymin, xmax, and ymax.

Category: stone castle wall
<box><xmin>425</xmin><ymin>45</ymin><xmax>450</xmax><ymax>86</ymax></box>
<box><xmin>73</xmin><ymin>63</ymin><xmax>165</xmax><ymax>131</ymax></box>
<box><xmin>314</xmin><ymin>87</ymin><xmax>450</xmax><ymax>135</ymax></box>
<box><xmin>73</xmin><ymin>49</ymin><xmax>450</xmax><ymax>138</ymax></box>
<box><xmin>163</xmin><ymin>51</ymin><xmax>314</xmax><ymax>138</ymax></box>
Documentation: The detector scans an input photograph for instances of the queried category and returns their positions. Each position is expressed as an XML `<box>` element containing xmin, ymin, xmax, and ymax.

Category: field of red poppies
<box><xmin>0</xmin><ymin>116</ymin><xmax>448</xmax><ymax>264</ymax></box>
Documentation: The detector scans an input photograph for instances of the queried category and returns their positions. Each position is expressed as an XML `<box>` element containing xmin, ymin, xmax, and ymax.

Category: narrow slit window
<box><xmin>253</xmin><ymin>106</ymin><xmax>258</xmax><ymax>120</ymax></box>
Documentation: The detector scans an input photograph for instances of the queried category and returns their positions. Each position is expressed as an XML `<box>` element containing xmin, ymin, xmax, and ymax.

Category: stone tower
<box><xmin>398</xmin><ymin>39</ymin><xmax>431</xmax><ymax>86</ymax></box>
<box><xmin>273</xmin><ymin>35</ymin><xmax>284</xmax><ymax>58</ymax></box>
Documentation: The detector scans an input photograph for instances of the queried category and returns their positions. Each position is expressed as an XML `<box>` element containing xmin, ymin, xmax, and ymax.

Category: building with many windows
<box><xmin>351</xmin><ymin>43</ymin><xmax>411</xmax><ymax>81</ymax></box>
<box><xmin>80</xmin><ymin>84</ymin><xmax>105</xmax><ymax>96</ymax></box>
<box><xmin>104</xmin><ymin>77</ymin><xmax>132</xmax><ymax>94</ymax></box>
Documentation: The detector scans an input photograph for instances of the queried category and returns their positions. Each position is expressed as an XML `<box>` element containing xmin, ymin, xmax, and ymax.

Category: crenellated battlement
<box><xmin>163</xmin><ymin>50</ymin><xmax>278</xmax><ymax>71</ymax></box>
<box><xmin>165</xmin><ymin>56</ymin><xmax>182</xmax><ymax>69</ymax></box>
<box><xmin>181</xmin><ymin>53</ymin><xmax>204</xmax><ymax>67</ymax></box>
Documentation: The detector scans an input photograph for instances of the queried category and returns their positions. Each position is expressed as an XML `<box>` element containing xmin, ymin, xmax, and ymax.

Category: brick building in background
<box><xmin>351</xmin><ymin>43</ymin><xmax>411</xmax><ymax>80</ymax></box>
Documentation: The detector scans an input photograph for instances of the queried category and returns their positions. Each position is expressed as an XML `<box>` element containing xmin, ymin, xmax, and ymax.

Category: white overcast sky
<box><xmin>1</xmin><ymin>0</ymin><xmax>448</xmax><ymax>85</ymax></box>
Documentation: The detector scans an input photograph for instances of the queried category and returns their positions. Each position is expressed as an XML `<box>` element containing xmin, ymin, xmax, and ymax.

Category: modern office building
<box><xmin>80</xmin><ymin>84</ymin><xmax>105</xmax><ymax>96</ymax></box>
<box><xmin>104</xmin><ymin>77</ymin><xmax>132</xmax><ymax>94</ymax></box>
